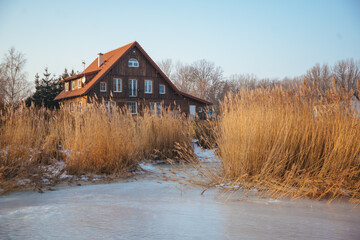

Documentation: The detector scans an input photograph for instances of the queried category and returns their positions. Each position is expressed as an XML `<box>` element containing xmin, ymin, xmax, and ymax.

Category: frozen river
<box><xmin>0</xmin><ymin>164</ymin><xmax>359</xmax><ymax>240</ymax></box>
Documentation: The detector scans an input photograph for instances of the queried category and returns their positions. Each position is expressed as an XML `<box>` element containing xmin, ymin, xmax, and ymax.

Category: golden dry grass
<box><xmin>0</xmin><ymin>105</ymin><xmax>61</xmax><ymax>191</ymax></box>
<box><xmin>193</xmin><ymin>120</ymin><xmax>217</xmax><ymax>149</ymax></box>
<box><xmin>217</xmin><ymin>84</ymin><xmax>360</xmax><ymax>202</ymax></box>
<box><xmin>61</xmin><ymin>103</ymin><xmax>192</xmax><ymax>175</ymax></box>
<box><xmin>0</xmin><ymin>103</ymin><xmax>192</xmax><ymax>191</ymax></box>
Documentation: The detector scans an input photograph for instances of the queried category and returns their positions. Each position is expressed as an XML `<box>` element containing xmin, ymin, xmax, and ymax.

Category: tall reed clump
<box><xmin>218</xmin><ymin>84</ymin><xmax>360</xmax><ymax>202</ymax></box>
<box><xmin>60</xmin><ymin>104</ymin><xmax>192</xmax><ymax>175</ymax></box>
<box><xmin>59</xmin><ymin>104</ymin><xmax>140</xmax><ymax>175</ymax></box>
<box><xmin>0</xmin><ymin>105</ymin><xmax>61</xmax><ymax>189</ymax></box>
<box><xmin>139</xmin><ymin>108</ymin><xmax>192</xmax><ymax>160</ymax></box>
<box><xmin>0</xmin><ymin>102</ymin><xmax>193</xmax><ymax>190</ymax></box>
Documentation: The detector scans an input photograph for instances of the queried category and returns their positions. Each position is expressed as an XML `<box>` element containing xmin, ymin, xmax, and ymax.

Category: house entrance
<box><xmin>189</xmin><ymin>105</ymin><xmax>196</xmax><ymax>120</ymax></box>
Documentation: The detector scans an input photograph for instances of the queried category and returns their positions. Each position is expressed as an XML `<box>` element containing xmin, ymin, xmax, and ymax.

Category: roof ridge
<box><xmin>102</xmin><ymin>41</ymin><xmax>136</xmax><ymax>55</ymax></box>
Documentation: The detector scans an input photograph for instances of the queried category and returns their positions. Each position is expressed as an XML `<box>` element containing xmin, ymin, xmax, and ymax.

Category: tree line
<box><xmin>0</xmin><ymin>47</ymin><xmax>359</xmax><ymax>109</ymax></box>
<box><xmin>157</xmin><ymin>58</ymin><xmax>360</xmax><ymax>107</ymax></box>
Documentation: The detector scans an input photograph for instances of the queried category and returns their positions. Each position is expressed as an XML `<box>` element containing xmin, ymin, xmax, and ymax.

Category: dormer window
<box><xmin>71</xmin><ymin>81</ymin><xmax>75</xmax><ymax>90</ymax></box>
<box><xmin>128</xmin><ymin>58</ymin><xmax>139</xmax><ymax>67</ymax></box>
<box><xmin>65</xmin><ymin>82</ymin><xmax>69</xmax><ymax>92</ymax></box>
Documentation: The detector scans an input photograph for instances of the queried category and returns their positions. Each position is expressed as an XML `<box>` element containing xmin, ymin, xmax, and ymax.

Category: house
<box><xmin>54</xmin><ymin>41</ymin><xmax>212</xmax><ymax>118</ymax></box>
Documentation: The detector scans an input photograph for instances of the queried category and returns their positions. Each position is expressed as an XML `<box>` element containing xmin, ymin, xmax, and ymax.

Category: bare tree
<box><xmin>173</xmin><ymin>61</ymin><xmax>196</xmax><ymax>94</ymax></box>
<box><xmin>157</xmin><ymin>59</ymin><xmax>174</xmax><ymax>80</ymax></box>
<box><xmin>304</xmin><ymin>63</ymin><xmax>332</xmax><ymax>92</ymax></box>
<box><xmin>0</xmin><ymin>48</ymin><xmax>31</xmax><ymax>104</ymax></box>
<box><xmin>333</xmin><ymin>59</ymin><xmax>360</xmax><ymax>93</ymax></box>
<box><xmin>191</xmin><ymin>59</ymin><xmax>223</xmax><ymax>101</ymax></box>
<box><xmin>227</xmin><ymin>73</ymin><xmax>257</xmax><ymax>91</ymax></box>
<box><xmin>171</xmin><ymin>59</ymin><xmax>223</xmax><ymax>102</ymax></box>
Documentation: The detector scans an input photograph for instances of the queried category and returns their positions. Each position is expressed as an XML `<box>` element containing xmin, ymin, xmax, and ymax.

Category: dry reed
<box><xmin>61</xmin><ymin>103</ymin><xmax>192</xmax><ymax>175</ymax></box>
<box><xmin>0</xmin><ymin>103</ymin><xmax>192</xmax><ymax>191</ymax></box>
<box><xmin>0</xmin><ymin>105</ymin><xmax>61</xmax><ymax>191</ymax></box>
<box><xmin>216</xmin><ymin>84</ymin><xmax>360</xmax><ymax>202</ymax></box>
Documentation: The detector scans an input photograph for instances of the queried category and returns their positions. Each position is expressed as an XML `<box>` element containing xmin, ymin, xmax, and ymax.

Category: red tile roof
<box><xmin>54</xmin><ymin>41</ymin><xmax>212</xmax><ymax>105</ymax></box>
<box><xmin>54</xmin><ymin>42</ymin><xmax>135</xmax><ymax>100</ymax></box>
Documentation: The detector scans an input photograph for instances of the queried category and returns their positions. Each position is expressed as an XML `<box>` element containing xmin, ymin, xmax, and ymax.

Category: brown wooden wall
<box><xmin>62</xmin><ymin>96</ymin><xmax>87</xmax><ymax>111</ymax></box>
<box><xmin>85</xmin><ymin>45</ymin><xmax>208</xmax><ymax>116</ymax></box>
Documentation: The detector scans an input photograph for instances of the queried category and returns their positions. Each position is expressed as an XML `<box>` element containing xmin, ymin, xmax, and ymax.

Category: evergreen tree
<box><xmin>26</xmin><ymin>68</ymin><xmax>65</xmax><ymax>109</ymax></box>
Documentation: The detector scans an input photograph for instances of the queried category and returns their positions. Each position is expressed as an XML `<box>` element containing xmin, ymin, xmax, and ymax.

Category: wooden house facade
<box><xmin>54</xmin><ymin>41</ymin><xmax>212</xmax><ymax>118</ymax></box>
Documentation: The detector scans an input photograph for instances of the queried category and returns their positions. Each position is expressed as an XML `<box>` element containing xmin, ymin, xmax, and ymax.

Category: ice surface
<box><xmin>0</xmin><ymin>167</ymin><xmax>359</xmax><ymax>240</ymax></box>
<box><xmin>1</xmin><ymin>144</ymin><xmax>359</xmax><ymax>239</ymax></box>
<box><xmin>139</xmin><ymin>162</ymin><xmax>160</xmax><ymax>172</ymax></box>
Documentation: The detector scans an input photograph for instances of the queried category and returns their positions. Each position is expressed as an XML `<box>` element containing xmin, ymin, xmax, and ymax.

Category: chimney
<box><xmin>98</xmin><ymin>53</ymin><xmax>103</xmax><ymax>67</ymax></box>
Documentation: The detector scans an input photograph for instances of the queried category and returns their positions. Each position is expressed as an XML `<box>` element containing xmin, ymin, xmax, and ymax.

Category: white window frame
<box><xmin>65</xmin><ymin>82</ymin><xmax>69</xmax><ymax>92</ymax></box>
<box><xmin>71</xmin><ymin>81</ymin><xmax>75</xmax><ymax>90</ymax></box>
<box><xmin>127</xmin><ymin>101</ymin><xmax>137</xmax><ymax>114</ymax></box>
<box><xmin>100</xmin><ymin>81</ymin><xmax>107</xmax><ymax>92</ymax></box>
<box><xmin>78</xmin><ymin>79</ymin><xmax>81</xmax><ymax>89</ymax></box>
<box><xmin>113</xmin><ymin>78</ymin><xmax>122</xmax><ymax>92</ymax></box>
<box><xmin>144</xmin><ymin>80</ymin><xmax>152</xmax><ymax>94</ymax></box>
<box><xmin>160</xmin><ymin>84</ymin><xmax>165</xmax><ymax>94</ymax></box>
<box><xmin>129</xmin><ymin>79</ymin><xmax>137</xmax><ymax>97</ymax></box>
<box><xmin>150</xmin><ymin>102</ymin><xmax>162</xmax><ymax>116</ymax></box>
<box><xmin>128</xmin><ymin>58</ymin><xmax>139</xmax><ymax>67</ymax></box>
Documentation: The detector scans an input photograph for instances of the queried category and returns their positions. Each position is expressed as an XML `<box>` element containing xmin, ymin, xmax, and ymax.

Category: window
<box><xmin>100</xmin><ymin>81</ymin><xmax>107</xmax><ymax>92</ymax></box>
<box><xmin>145</xmin><ymin>80</ymin><xmax>152</xmax><ymax>94</ymax></box>
<box><xmin>78</xmin><ymin>102</ymin><xmax>82</xmax><ymax>112</ymax></box>
<box><xmin>70</xmin><ymin>102</ymin><xmax>73</xmax><ymax>112</ymax></box>
<box><xmin>150</xmin><ymin>102</ymin><xmax>162</xmax><ymax>116</ymax></box>
<box><xmin>128</xmin><ymin>58</ymin><xmax>139</xmax><ymax>67</ymax></box>
<box><xmin>113</xmin><ymin>78</ymin><xmax>122</xmax><ymax>92</ymax></box>
<box><xmin>65</xmin><ymin>82</ymin><xmax>69</xmax><ymax>92</ymax></box>
<box><xmin>127</xmin><ymin>102</ymin><xmax>137</xmax><ymax>114</ymax></box>
<box><xmin>198</xmin><ymin>107</ymin><xmax>202</xmax><ymax>113</ymax></box>
<box><xmin>129</xmin><ymin>79</ymin><xmax>137</xmax><ymax>97</ymax></box>
<box><xmin>160</xmin><ymin>84</ymin><xmax>165</xmax><ymax>94</ymax></box>
<box><xmin>72</xmin><ymin>81</ymin><xmax>75</xmax><ymax>90</ymax></box>
<box><xmin>78</xmin><ymin>79</ymin><xmax>81</xmax><ymax>89</ymax></box>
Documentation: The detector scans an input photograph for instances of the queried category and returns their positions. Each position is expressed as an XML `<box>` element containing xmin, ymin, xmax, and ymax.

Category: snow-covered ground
<box><xmin>9</xmin><ymin>140</ymin><xmax>215</xmax><ymax>189</ymax></box>
<box><xmin>193</xmin><ymin>140</ymin><xmax>219</xmax><ymax>163</ymax></box>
